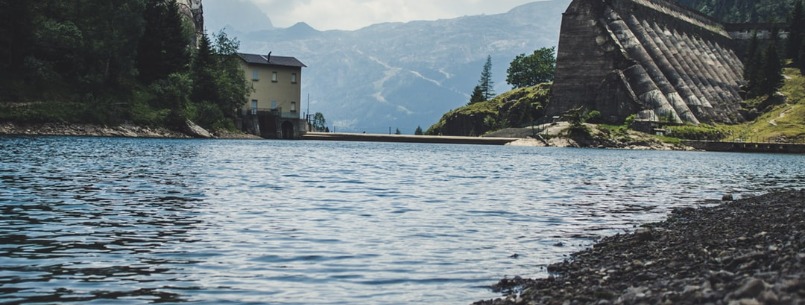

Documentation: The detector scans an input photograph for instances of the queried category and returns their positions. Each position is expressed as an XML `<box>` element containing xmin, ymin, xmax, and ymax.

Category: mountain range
<box><xmin>205</xmin><ymin>0</ymin><xmax>571</xmax><ymax>133</ymax></box>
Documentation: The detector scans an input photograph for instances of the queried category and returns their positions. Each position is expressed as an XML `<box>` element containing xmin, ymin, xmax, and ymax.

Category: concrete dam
<box><xmin>549</xmin><ymin>0</ymin><xmax>746</xmax><ymax>125</ymax></box>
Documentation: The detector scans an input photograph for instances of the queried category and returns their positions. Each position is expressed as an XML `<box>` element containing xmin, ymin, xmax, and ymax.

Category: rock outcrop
<box><xmin>175</xmin><ymin>0</ymin><xmax>204</xmax><ymax>46</ymax></box>
<box><xmin>549</xmin><ymin>0</ymin><xmax>746</xmax><ymax>125</ymax></box>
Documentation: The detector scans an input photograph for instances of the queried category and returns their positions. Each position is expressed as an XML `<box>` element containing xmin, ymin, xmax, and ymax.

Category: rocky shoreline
<box><xmin>0</xmin><ymin>122</ymin><xmax>261</xmax><ymax>139</ymax></box>
<box><xmin>490</xmin><ymin>123</ymin><xmax>693</xmax><ymax>150</ymax></box>
<box><xmin>474</xmin><ymin>190</ymin><xmax>805</xmax><ymax>305</ymax></box>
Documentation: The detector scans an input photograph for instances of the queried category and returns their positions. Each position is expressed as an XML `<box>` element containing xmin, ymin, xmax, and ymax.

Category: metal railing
<box><xmin>243</xmin><ymin>108</ymin><xmax>300</xmax><ymax>119</ymax></box>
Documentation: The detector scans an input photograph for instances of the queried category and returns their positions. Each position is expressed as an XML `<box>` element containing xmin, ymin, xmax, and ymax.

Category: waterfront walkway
<box><xmin>302</xmin><ymin>132</ymin><xmax>518</xmax><ymax>145</ymax></box>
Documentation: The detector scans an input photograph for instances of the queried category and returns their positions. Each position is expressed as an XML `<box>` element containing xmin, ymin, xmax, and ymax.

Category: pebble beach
<box><xmin>475</xmin><ymin>190</ymin><xmax>805</xmax><ymax>305</ymax></box>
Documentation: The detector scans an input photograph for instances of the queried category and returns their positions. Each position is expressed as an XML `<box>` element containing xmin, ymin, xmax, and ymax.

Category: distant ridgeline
<box><xmin>549</xmin><ymin>0</ymin><xmax>756</xmax><ymax>125</ymax></box>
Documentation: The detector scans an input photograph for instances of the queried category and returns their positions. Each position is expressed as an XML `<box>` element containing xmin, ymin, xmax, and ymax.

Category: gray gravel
<box><xmin>475</xmin><ymin>190</ymin><xmax>805</xmax><ymax>305</ymax></box>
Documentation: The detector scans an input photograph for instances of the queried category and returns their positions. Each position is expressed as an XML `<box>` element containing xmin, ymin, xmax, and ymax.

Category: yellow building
<box><xmin>237</xmin><ymin>52</ymin><xmax>307</xmax><ymax>139</ymax></box>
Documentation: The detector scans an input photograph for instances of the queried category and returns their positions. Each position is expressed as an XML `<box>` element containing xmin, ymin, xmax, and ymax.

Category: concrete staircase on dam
<box><xmin>549</xmin><ymin>0</ymin><xmax>745</xmax><ymax>125</ymax></box>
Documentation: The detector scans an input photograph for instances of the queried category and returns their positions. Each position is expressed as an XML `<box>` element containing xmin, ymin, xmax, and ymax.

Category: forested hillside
<box><xmin>673</xmin><ymin>0</ymin><xmax>797</xmax><ymax>23</ymax></box>
<box><xmin>0</xmin><ymin>0</ymin><xmax>247</xmax><ymax>131</ymax></box>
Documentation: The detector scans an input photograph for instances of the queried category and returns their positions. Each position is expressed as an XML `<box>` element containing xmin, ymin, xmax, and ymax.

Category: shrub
<box><xmin>666</xmin><ymin>125</ymin><xmax>726</xmax><ymax>141</ymax></box>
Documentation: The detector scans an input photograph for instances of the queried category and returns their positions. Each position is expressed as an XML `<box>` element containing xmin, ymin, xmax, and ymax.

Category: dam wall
<box><xmin>549</xmin><ymin>0</ymin><xmax>745</xmax><ymax>125</ymax></box>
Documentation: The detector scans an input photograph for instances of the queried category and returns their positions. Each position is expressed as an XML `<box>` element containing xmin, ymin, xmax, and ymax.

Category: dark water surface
<box><xmin>1</xmin><ymin>137</ymin><xmax>803</xmax><ymax>304</ymax></box>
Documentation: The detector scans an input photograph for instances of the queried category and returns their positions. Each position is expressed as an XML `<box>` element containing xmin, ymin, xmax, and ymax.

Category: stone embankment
<box><xmin>475</xmin><ymin>190</ymin><xmax>805</xmax><ymax>305</ymax></box>
<box><xmin>0</xmin><ymin>122</ymin><xmax>260</xmax><ymax>139</ymax></box>
<box><xmin>493</xmin><ymin>122</ymin><xmax>690</xmax><ymax>150</ymax></box>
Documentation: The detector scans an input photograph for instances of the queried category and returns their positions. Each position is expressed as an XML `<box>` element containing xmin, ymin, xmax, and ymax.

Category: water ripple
<box><xmin>1</xmin><ymin>137</ymin><xmax>803</xmax><ymax>304</ymax></box>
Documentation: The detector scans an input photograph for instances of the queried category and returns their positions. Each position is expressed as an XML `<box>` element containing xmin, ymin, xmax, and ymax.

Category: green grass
<box><xmin>665</xmin><ymin>124</ymin><xmax>728</xmax><ymax>141</ymax></box>
<box><xmin>656</xmin><ymin>135</ymin><xmax>683</xmax><ymax>145</ymax></box>
<box><xmin>0</xmin><ymin>101</ymin><xmax>90</xmax><ymax>123</ymax></box>
<box><xmin>721</xmin><ymin>67</ymin><xmax>805</xmax><ymax>143</ymax></box>
<box><xmin>427</xmin><ymin>83</ymin><xmax>551</xmax><ymax>135</ymax></box>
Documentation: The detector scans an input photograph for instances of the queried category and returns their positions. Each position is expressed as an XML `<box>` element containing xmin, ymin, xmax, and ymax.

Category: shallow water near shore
<box><xmin>1</xmin><ymin>136</ymin><xmax>803</xmax><ymax>305</ymax></box>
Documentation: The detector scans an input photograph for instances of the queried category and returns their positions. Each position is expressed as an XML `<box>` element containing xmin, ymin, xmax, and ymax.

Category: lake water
<box><xmin>1</xmin><ymin>136</ymin><xmax>803</xmax><ymax>305</ymax></box>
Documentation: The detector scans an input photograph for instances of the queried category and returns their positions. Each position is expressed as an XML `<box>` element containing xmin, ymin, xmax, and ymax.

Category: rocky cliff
<box><xmin>176</xmin><ymin>0</ymin><xmax>204</xmax><ymax>45</ymax></box>
<box><xmin>549</xmin><ymin>0</ymin><xmax>745</xmax><ymax>125</ymax></box>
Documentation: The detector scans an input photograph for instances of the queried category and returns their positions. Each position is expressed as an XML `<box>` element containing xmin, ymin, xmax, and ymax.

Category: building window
<box><xmin>272</xmin><ymin>71</ymin><xmax>278</xmax><ymax>82</ymax></box>
<box><xmin>271</xmin><ymin>100</ymin><xmax>278</xmax><ymax>110</ymax></box>
<box><xmin>291</xmin><ymin>73</ymin><xmax>297</xmax><ymax>84</ymax></box>
<box><xmin>252</xmin><ymin>70</ymin><xmax>259</xmax><ymax>81</ymax></box>
<box><xmin>291</xmin><ymin>101</ymin><xmax>297</xmax><ymax>113</ymax></box>
<box><xmin>251</xmin><ymin>100</ymin><xmax>258</xmax><ymax>115</ymax></box>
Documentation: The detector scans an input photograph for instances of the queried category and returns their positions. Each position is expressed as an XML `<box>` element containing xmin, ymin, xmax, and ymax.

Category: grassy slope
<box><xmin>430</xmin><ymin>68</ymin><xmax>804</xmax><ymax>144</ymax></box>
<box><xmin>426</xmin><ymin>83</ymin><xmax>550</xmax><ymax>136</ymax></box>
<box><xmin>722</xmin><ymin>68</ymin><xmax>805</xmax><ymax>142</ymax></box>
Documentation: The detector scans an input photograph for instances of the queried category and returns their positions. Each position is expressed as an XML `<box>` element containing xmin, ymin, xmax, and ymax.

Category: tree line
<box><xmin>743</xmin><ymin>0</ymin><xmax>805</xmax><ymax>98</ymax></box>
<box><xmin>0</xmin><ymin>0</ymin><xmax>248</xmax><ymax>130</ymax></box>
<box><xmin>468</xmin><ymin>47</ymin><xmax>556</xmax><ymax>105</ymax></box>
<box><xmin>673</xmin><ymin>0</ymin><xmax>798</xmax><ymax>23</ymax></box>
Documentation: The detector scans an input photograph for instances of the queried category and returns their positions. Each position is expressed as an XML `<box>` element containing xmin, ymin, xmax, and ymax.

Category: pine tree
<box><xmin>0</xmin><ymin>1</ymin><xmax>34</xmax><ymax>82</ymax></box>
<box><xmin>415</xmin><ymin>126</ymin><xmax>423</xmax><ymax>135</ymax></box>
<box><xmin>479</xmin><ymin>55</ymin><xmax>495</xmax><ymax>100</ymax></box>
<box><xmin>75</xmin><ymin>0</ymin><xmax>146</xmax><ymax>90</ymax></box>
<box><xmin>799</xmin><ymin>38</ymin><xmax>805</xmax><ymax>73</ymax></box>
<box><xmin>787</xmin><ymin>0</ymin><xmax>804</xmax><ymax>60</ymax></box>
<box><xmin>761</xmin><ymin>43</ymin><xmax>784</xmax><ymax>96</ymax></box>
<box><xmin>744</xmin><ymin>32</ymin><xmax>760</xmax><ymax>81</ymax></box>
<box><xmin>137</xmin><ymin>0</ymin><xmax>190</xmax><ymax>84</ymax></box>
<box><xmin>469</xmin><ymin>85</ymin><xmax>485</xmax><ymax>104</ymax></box>
<box><xmin>191</xmin><ymin>33</ymin><xmax>217</xmax><ymax>103</ymax></box>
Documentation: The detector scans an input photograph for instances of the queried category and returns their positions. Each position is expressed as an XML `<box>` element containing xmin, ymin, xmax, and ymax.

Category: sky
<box><xmin>250</xmin><ymin>0</ymin><xmax>542</xmax><ymax>31</ymax></box>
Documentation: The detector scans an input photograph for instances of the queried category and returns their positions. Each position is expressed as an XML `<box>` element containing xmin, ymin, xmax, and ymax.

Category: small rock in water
<box><xmin>509</xmin><ymin>253</ymin><xmax>520</xmax><ymax>259</ymax></box>
<box><xmin>722</xmin><ymin>193</ymin><xmax>735</xmax><ymax>201</ymax></box>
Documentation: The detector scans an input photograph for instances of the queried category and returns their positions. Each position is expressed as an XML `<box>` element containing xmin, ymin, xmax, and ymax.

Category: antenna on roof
<box><xmin>267</xmin><ymin>51</ymin><xmax>272</xmax><ymax>63</ymax></box>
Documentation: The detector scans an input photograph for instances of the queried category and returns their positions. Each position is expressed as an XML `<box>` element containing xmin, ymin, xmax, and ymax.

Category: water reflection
<box><xmin>0</xmin><ymin>137</ymin><xmax>803</xmax><ymax>305</ymax></box>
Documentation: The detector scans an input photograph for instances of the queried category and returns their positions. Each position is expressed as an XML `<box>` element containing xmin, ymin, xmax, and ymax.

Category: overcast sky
<box><xmin>250</xmin><ymin>0</ymin><xmax>543</xmax><ymax>31</ymax></box>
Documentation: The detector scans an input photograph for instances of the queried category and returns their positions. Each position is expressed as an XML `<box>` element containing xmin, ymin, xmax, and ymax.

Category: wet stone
<box><xmin>474</xmin><ymin>191</ymin><xmax>805</xmax><ymax>305</ymax></box>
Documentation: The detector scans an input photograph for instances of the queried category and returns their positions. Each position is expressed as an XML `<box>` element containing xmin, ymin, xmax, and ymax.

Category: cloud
<box><xmin>249</xmin><ymin>0</ymin><xmax>541</xmax><ymax>30</ymax></box>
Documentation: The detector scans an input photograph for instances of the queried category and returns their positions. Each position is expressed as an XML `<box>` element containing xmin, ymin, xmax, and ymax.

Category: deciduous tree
<box><xmin>312</xmin><ymin>112</ymin><xmax>327</xmax><ymax>132</ymax></box>
<box><xmin>506</xmin><ymin>47</ymin><xmax>556</xmax><ymax>89</ymax></box>
<box><xmin>210</xmin><ymin>31</ymin><xmax>249</xmax><ymax>122</ymax></box>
